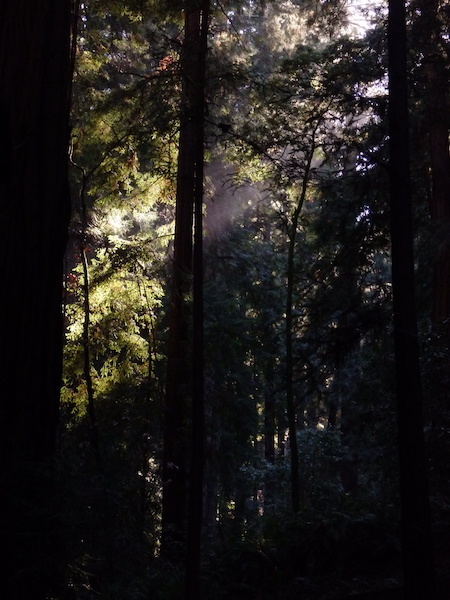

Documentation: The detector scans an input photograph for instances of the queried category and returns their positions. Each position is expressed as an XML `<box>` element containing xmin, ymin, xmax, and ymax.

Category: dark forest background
<box><xmin>1</xmin><ymin>1</ymin><xmax>449</xmax><ymax>599</ymax></box>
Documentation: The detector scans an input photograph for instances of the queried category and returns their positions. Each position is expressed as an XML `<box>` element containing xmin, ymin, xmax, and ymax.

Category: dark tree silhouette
<box><xmin>388</xmin><ymin>1</ymin><xmax>436</xmax><ymax>598</ymax></box>
<box><xmin>0</xmin><ymin>1</ymin><xmax>76</xmax><ymax>598</ymax></box>
<box><xmin>162</xmin><ymin>8</ymin><xmax>209</xmax><ymax>593</ymax></box>
<box><xmin>416</xmin><ymin>0</ymin><xmax>450</xmax><ymax>325</ymax></box>
<box><xmin>186</xmin><ymin>2</ymin><xmax>209</xmax><ymax>597</ymax></box>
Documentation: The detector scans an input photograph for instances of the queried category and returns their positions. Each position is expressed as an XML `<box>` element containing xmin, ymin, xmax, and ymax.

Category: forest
<box><xmin>0</xmin><ymin>0</ymin><xmax>449</xmax><ymax>599</ymax></box>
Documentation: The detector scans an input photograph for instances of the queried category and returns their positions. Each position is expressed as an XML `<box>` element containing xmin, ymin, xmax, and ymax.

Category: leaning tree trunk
<box><xmin>388</xmin><ymin>2</ymin><xmax>436</xmax><ymax>598</ymax></box>
<box><xmin>0</xmin><ymin>2</ymin><xmax>75</xmax><ymax>598</ymax></box>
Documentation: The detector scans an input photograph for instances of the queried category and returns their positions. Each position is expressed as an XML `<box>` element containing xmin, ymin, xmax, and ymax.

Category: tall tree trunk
<box><xmin>417</xmin><ymin>0</ymin><xmax>450</xmax><ymax>324</ymax></box>
<box><xmin>77</xmin><ymin>170</ymin><xmax>100</xmax><ymax>457</ymax></box>
<box><xmin>185</xmin><ymin>2</ymin><xmax>209</xmax><ymax>598</ymax></box>
<box><xmin>261</xmin><ymin>225</ymin><xmax>276</xmax><ymax>466</ymax></box>
<box><xmin>264</xmin><ymin>383</ymin><xmax>276</xmax><ymax>464</ymax></box>
<box><xmin>388</xmin><ymin>2</ymin><xmax>436</xmax><ymax>598</ymax></box>
<box><xmin>0</xmin><ymin>1</ymin><xmax>75</xmax><ymax>597</ymax></box>
<box><xmin>285</xmin><ymin>140</ymin><xmax>315</xmax><ymax>513</ymax></box>
<box><xmin>285</xmin><ymin>228</ymin><xmax>301</xmax><ymax>511</ymax></box>
<box><xmin>162</xmin><ymin>1</ymin><xmax>209</xmax><ymax>575</ymax></box>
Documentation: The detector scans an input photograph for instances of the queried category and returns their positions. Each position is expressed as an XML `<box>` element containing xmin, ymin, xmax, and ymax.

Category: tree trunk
<box><xmin>388</xmin><ymin>2</ymin><xmax>436</xmax><ymax>597</ymax></box>
<box><xmin>0</xmin><ymin>1</ymin><xmax>75</xmax><ymax>597</ymax></box>
<box><xmin>418</xmin><ymin>0</ymin><xmax>450</xmax><ymax>324</ymax></box>
<box><xmin>162</xmin><ymin>4</ymin><xmax>209</xmax><ymax>584</ymax></box>
<box><xmin>264</xmin><ymin>385</ymin><xmax>276</xmax><ymax>464</ymax></box>
<box><xmin>185</xmin><ymin>2</ymin><xmax>209</xmax><ymax>598</ymax></box>
<box><xmin>285</xmin><ymin>139</ymin><xmax>315</xmax><ymax>513</ymax></box>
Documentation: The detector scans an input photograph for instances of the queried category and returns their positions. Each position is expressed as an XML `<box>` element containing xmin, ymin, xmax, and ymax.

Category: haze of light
<box><xmin>346</xmin><ymin>0</ymin><xmax>386</xmax><ymax>38</ymax></box>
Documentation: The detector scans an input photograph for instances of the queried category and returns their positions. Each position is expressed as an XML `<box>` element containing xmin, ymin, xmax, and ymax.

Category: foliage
<box><xmin>51</xmin><ymin>0</ymin><xmax>450</xmax><ymax>597</ymax></box>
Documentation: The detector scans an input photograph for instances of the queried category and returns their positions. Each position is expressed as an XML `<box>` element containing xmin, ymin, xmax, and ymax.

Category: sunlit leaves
<box><xmin>63</xmin><ymin>239</ymin><xmax>164</xmax><ymax>412</ymax></box>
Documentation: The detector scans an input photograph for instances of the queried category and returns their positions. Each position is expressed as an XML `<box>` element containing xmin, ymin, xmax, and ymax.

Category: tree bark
<box><xmin>162</xmin><ymin>4</ymin><xmax>209</xmax><ymax>581</ymax></box>
<box><xmin>185</xmin><ymin>2</ymin><xmax>209</xmax><ymax>598</ymax></box>
<box><xmin>285</xmin><ymin>138</ymin><xmax>315</xmax><ymax>513</ymax></box>
<box><xmin>388</xmin><ymin>2</ymin><xmax>436</xmax><ymax>598</ymax></box>
<box><xmin>0</xmin><ymin>2</ymin><xmax>75</xmax><ymax>597</ymax></box>
<box><xmin>418</xmin><ymin>0</ymin><xmax>450</xmax><ymax>324</ymax></box>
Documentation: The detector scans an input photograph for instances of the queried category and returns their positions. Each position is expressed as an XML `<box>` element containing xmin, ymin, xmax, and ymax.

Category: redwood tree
<box><xmin>388</xmin><ymin>1</ymin><xmax>436</xmax><ymax>597</ymax></box>
<box><xmin>162</xmin><ymin>3</ymin><xmax>209</xmax><ymax>582</ymax></box>
<box><xmin>417</xmin><ymin>0</ymin><xmax>450</xmax><ymax>325</ymax></box>
<box><xmin>0</xmin><ymin>2</ymin><xmax>76</xmax><ymax>597</ymax></box>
